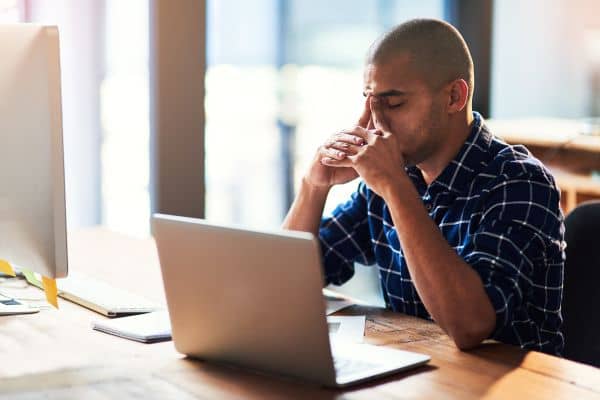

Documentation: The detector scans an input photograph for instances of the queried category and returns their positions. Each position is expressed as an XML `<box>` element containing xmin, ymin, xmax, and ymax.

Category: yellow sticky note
<box><xmin>22</xmin><ymin>269</ymin><xmax>43</xmax><ymax>288</ymax></box>
<box><xmin>0</xmin><ymin>260</ymin><xmax>16</xmax><ymax>277</ymax></box>
<box><xmin>22</xmin><ymin>270</ymin><xmax>58</xmax><ymax>308</ymax></box>
<box><xmin>41</xmin><ymin>276</ymin><xmax>58</xmax><ymax>309</ymax></box>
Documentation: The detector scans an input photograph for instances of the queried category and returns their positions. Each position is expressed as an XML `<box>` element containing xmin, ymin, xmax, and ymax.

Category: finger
<box><xmin>325</xmin><ymin>132</ymin><xmax>367</xmax><ymax>148</ymax></box>
<box><xmin>321</xmin><ymin>157</ymin><xmax>353</xmax><ymax>167</ymax></box>
<box><xmin>357</xmin><ymin>97</ymin><xmax>371</xmax><ymax>128</ymax></box>
<box><xmin>337</xmin><ymin>127</ymin><xmax>369</xmax><ymax>143</ymax></box>
<box><xmin>320</xmin><ymin>147</ymin><xmax>347</xmax><ymax>161</ymax></box>
<box><xmin>357</xmin><ymin>128</ymin><xmax>383</xmax><ymax>145</ymax></box>
<box><xmin>366</xmin><ymin>117</ymin><xmax>375</xmax><ymax>130</ymax></box>
<box><xmin>370</xmin><ymin>97</ymin><xmax>392</xmax><ymax>133</ymax></box>
<box><xmin>328</xmin><ymin>141</ymin><xmax>361</xmax><ymax>155</ymax></box>
<box><xmin>364</xmin><ymin>130</ymin><xmax>382</xmax><ymax>145</ymax></box>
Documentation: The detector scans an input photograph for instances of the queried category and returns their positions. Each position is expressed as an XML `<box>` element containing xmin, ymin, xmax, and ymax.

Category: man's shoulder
<box><xmin>474</xmin><ymin>137</ymin><xmax>563</xmax><ymax>231</ymax></box>
<box><xmin>482</xmin><ymin>137</ymin><xmax>557</xmax><ymax>189</ymax></box>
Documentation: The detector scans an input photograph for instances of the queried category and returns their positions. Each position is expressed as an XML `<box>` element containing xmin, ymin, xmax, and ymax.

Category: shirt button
<box><xmin>425</xmin><ymin>204</ymin><xmax>432</xmax><ymax>211</ymax></box>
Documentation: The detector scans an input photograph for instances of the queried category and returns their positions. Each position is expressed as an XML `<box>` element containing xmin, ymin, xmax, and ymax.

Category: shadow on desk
<box><xmin>0</xmin><ymin>356</ymin><xmax>435</xmax><ymax>399</ymax></box>
<box><xmin>175</xmin><ymin>357</ymin><xmax>437</xmax><ymax>399</ymax></box>
<box><xmin>171</xmin><ymin>344</ymin><xmax>528</xmax><ymax>399</ymax></box>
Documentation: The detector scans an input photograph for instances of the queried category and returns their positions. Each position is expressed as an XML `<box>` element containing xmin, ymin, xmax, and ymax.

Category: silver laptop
<box><xmin>152</xmin><ymin>214</ymin><xmax>430</xmax><ymax>387</ymax></box>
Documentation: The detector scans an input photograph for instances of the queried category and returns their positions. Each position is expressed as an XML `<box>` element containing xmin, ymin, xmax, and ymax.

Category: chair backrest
<box><xmin>562</xmin><ymin>201</ymin><xmax>600</xmax><ymax>367</ymax></box>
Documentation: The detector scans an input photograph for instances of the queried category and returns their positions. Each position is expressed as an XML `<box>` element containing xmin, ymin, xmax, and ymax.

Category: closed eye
<box><xmin>388</xmin><ymin>102</ymin><xmax>405</xmax><ymax>109</ymax></box>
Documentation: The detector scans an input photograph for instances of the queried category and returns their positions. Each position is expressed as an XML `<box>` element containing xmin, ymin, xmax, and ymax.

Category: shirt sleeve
<box><xmin>461</xmin><ymin>170</ymin><xmax>564</xmax><ymax>339</ymax></box>
<box><xmin>318</xmin><ymin>181</ymin><xmax>375</xmax><ymax>286</ymax></box>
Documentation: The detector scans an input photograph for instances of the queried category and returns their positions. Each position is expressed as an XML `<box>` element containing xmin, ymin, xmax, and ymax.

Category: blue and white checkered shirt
<box><xmin>319</xmin><ymin>112</ymin><xmax>565</xmax><ymax>355</ymax></box>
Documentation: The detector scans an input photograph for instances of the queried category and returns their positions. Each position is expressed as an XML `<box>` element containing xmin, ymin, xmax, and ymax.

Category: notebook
<box><xmin>92</xmin><ymin>295</ymin><xmax>352</xmax><ymax>344</ymax></box>
<box><xmin>92</xmin><ymin>310</ymin><xmax>171</xmax><ymax>343</ymax></box>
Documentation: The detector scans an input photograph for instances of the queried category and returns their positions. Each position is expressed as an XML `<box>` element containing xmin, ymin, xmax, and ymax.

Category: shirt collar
<box><xmin>407</xmin><ymin>111</ymin><xmax>493</xmax><ymax>196</ymax></box>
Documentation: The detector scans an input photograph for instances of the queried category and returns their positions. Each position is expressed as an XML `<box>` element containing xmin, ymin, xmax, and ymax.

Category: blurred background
<box><xmin>2</xmin><ymin>0</ymin><xmax>599</xmax><ymax>304</ymax></box>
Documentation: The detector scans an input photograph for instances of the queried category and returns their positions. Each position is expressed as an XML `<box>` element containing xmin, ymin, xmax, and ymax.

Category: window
<box><xmin>491</xmin><ymin>0</ymin><xmax>600</xmax><ymax>119</ymax></box>
<box><xmin>101</xmin><ymin>0</ymin><xmax>150</xmax><ymax>237</ymax></box>
<box><xmin>20</xmin><ymin>0</ymin><xmax>150</xmax><ymax>237</ymax></box>
<box><xmin>0</xmin><ymin>0</ymin><xmax>21</xmax><ymax>21</ymax></box>
<box><xmin>206</xmin><ymin>0</ymin><xmax>444</xmax><ymax>229</ymax></box>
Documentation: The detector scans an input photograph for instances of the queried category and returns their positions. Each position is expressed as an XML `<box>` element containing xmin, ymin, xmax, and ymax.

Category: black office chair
<box><xmin>562</xmin><ymin>201</ymin><xmax>600</xmax><ymax>367</ymax></box>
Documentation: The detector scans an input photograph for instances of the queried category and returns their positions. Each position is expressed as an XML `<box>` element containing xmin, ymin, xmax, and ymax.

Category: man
<box><xmin>282</xmin><ymin>18</ymin><xmax>565</xmax><ymax>355</ymax></box>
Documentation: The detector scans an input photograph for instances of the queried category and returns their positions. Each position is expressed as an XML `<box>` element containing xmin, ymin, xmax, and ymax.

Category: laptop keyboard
<box><xmin>333</xmin><ymin>356</ymin><xmax>380</xmax><ymax>376</ymax></box>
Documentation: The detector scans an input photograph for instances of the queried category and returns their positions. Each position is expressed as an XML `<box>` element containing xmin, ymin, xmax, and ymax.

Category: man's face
<box><xmin>363</xmin><ymin>53</ymin><xmax>447</xmax><ymax>166</ymax></box>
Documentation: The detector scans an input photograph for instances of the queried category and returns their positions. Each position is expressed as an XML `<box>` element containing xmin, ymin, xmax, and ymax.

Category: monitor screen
<box><xmin>0</xmin><ymin>24</ymin><xmax>68</xmax><ymax>278</ymax></box>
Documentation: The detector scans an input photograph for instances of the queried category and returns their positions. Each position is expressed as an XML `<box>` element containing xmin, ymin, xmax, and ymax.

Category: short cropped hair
<box><xmin>366</xmin><ymin>18</ymin><xmax>474</xmax><ymax>101</ymax></box>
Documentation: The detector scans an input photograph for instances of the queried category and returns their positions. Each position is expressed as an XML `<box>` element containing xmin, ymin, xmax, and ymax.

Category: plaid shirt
<box><xmin>319</xmin><ymin>112</ymin><xmax>565</xmax><ymax>355</ymax></box>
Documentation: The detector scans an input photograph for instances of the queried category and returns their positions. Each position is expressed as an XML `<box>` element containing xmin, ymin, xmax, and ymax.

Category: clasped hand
<box><xmin>320</xmin><ymin>96</ymin><xmax>407</xmax><ymax>198</ymax></box>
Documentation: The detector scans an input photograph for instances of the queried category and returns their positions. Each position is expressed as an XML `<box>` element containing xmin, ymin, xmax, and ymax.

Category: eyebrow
<box><xmin>362</xmin><ymin>89</ymin><xmax>407</xmax><ymax>98</ymax></box>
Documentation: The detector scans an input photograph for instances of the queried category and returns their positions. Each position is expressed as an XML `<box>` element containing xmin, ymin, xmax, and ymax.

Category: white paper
<box><xmin>92</xmin><ymin>310</ymin><xmax>171</xmax><ymax>342</ymax></box>
<box><xmin>327</xmin><ymin>315</ymin><xmax>366</xmax><ymax>343</ymax></box>
<box><xmin>325</xmin><ymin>298</ymin><xmax>354</xmax><ymax>315</ymax></box>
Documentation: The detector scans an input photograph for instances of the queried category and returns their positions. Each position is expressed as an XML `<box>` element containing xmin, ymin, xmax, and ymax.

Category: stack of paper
<box><xmin>325</xmin><ymin>298</ymin><xmax>354</xmax><ymax>315</ymax></box>
<box><xmin>328</xmin><ymin>315</ymin><xmax>366</xmax><ymax>343</ymax></box>
<box><xmin>92</xmin><ymin>311</ymin><xmax>171</xmax><ymax>343</ymax></box>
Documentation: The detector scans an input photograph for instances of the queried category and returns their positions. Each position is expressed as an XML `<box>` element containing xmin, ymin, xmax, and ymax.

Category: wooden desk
<box><xmin>0</xmin><ymin>228</ymin><xmax>598</xmax><ymax>399</ymax></box>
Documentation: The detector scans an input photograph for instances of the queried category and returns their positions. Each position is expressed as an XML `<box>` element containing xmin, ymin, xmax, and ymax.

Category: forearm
<box><xmin>383</xmin><ymin>180</ymin><xmax>496</xmax><ymax>349</ymax></box>
<box><xmin>282</xmin><ymin>178</ymin><xmax>330</xmax><ymax>237</ymax></box>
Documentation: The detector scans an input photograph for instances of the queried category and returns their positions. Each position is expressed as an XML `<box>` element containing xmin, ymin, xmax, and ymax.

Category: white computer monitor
<box><xmin>0</xmin><ymin>24</ymin><xmax>68</xmax><ymax>278</ymax></box>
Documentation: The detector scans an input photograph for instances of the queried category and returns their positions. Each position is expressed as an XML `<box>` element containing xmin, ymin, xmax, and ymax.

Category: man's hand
<box><xmin>304</xmin><ymin>98</ymin><xmax>374</xmax><ymax>189</ymax></box>
<box><xmin>322</xmin><ymin>96</ymin><xmax>407</xmax><ymax>198</ymax></box>
<box><xmin>282</xmin><ymin>97</ymin><xmax>375</xmax><ymax>235</ymax></box>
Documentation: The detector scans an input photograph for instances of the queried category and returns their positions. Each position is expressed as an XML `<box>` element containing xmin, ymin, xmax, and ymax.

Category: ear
<box><xmin>446</xmin><ymin>78</ymin><xmax>469</xmax><ymax>114</ymax></box>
